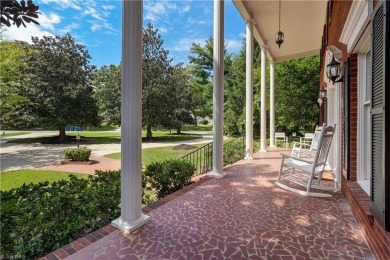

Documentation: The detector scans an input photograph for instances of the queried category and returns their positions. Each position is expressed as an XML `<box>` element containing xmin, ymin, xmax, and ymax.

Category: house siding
<box><xmin>321</xmin><ymin>0</ymin><xmax>390</xmax><ymax>258</ymax></box>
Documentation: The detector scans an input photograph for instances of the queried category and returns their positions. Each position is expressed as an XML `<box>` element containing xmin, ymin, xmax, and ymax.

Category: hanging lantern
<box><xmin>275</xmin><ymin>0</ymin><xmax>284</xmax><ymax>48</ymax></box>
<box><xmin>326</xmin><ymin>55</ymin><xmax>341</xmax><ymax>84</ymax></box>
<box><xmin>275</xmin><ymin>31</ymin><xmax>284</xmax><ymax>48</ymax></box>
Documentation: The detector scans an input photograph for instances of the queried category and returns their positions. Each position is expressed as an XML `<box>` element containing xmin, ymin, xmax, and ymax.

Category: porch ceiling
<box><xmin>233</xmin><ymin>0</ymin><xmax>328</xmax><ymax>62</ymax></box>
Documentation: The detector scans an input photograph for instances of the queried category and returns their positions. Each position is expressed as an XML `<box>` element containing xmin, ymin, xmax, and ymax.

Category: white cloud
<box><xmin>158</xmin><ymin>27</ymin><xmax>168</xmax><ymax>34</ymax></box>
<box><xmin>58</xmin><ymin>22</ymin><xmax>80</xmax><ymax>34</ymax></box>
<box><xmin>102</xmin><ymin>5</ymin><xmax>116</xmax><ymax>11</ymax></box>
<box><xmin>90</xmin><ymin>23</ymin><xmax>103</xmax><ymax>32</ymax></box>
<box><xmin>40</xmin><ymin>0</ymin><xmax>117</xmax><ymax>34</ymax></box>
<box><xmin>226</xmin><ymin>38</ymin><xmax>243</xmax><ymax>53</ymax></box>
<box><xmin>144</xmin><ymin>2</ymin><xmax>167</xmax><ymax>22</ymax></box>
<box><xmin>187</xmin><ymin>17</ymin><xmax>210</xmax><ymax>26</ymax></box>
<box><xmin>170</xmin><ymin>37</ymin><xmax>207</xmax><ymax>52</ymax></box>
<box><xmin>144</xmin><ymin>0</ymin><xmax>192</xmax><ymax>24</ymax></box>
<box><xmin>41</xmin><ymin>0</ymin><xmax>82</xmax><ymax>10</ymax></box>
<box><xmin>2</xmin><ymin>12</ymin><xmax>61</xmax><ymax>43</ymax></box>
<box><xmin>181</xmin><ymin>5</ymin><xmax>191</xmax><ymax>13</ymax></box>
<box><xmin>39</xmin><ymin>13</ymin><xmax>62</xmax><ymax>31</ymax></box>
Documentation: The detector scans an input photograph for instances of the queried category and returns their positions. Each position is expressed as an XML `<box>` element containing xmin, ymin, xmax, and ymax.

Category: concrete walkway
<box><xmin>0</xmin><ymin>131</ymin><xmax>214</xmax><ymax>172</ymax></box>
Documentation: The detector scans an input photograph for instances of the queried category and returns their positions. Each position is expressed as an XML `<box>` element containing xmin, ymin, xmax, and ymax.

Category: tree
<box><xmin>188</xmin><ymin>36</ymin><xmax>232</xmax><ymax>121</ymax></box>
<box><xmin>224</xmin><ymin>44</ymin><xmax>246</xmax><ymax>135</ymax></box>
<box><xmin>93</xmin><ymin>64</ymin><xmax>121</xmax><ymax>126</ymax></box>
<box><xmin>0</xmin><ymin>0</ymin><xmax>40</xmax><ymax>28</ymax></box>
<box><xmin>91</xmin><ymin>24</ymin><xmax>195</xmax><ymax>137</ymax></box>
<box><xmin>275</xmin><ymin>55</ymin><xmax>320</xmax><ymax>134</ymax></box>
<box><xmin>167</xmin><ymin>64</ymin><xmax>194</xmax><ymax>133</ymax></box>
<box><xmin>142</xmin><ymin>23</ymin><xmax>175</xmax><ymax>139</ymax></box>
<box><xmin>224</xmin><ymin>39</ymin><xmax>261</xmax><ymax>136</ymax></box>
<box><xmin>0</xmin><ymin>40</ymin><xmax>35</xmax><ymax>128</ymax></box>
<box><xmin>25</xmin><ymin>33</ymin><xmax>99</xmax><ymax>139</ymax></box>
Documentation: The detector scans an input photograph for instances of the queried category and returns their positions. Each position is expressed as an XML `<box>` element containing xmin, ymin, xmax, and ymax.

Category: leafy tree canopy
<box><xmin>188</xmin><ymin>36</ymin><xmax>232</xmax><ymax>120</ymax></box>
<box><xmin>25</xmin><ymin>33</ymin><xmax>100</xmax><ymax>138</ymax></box>
<box><xmin>94</xmin><ymin>24</ymin><xmax>195</xmax><ymax>138</ymax></box>
<box><xmin>0</xmin><ymin>40</ymin><xmax>34</xmax><ymax>128</ymax></box>
<box><xmin>274</xmin><ymin>55</ymin><xmax>320</xmax><ymax>134</ymax></box>
<box><xmin>93</xmin><ymin>64</ymin><xmax>121</xmax><ymax>126</ymax></box>
<box><xmin>0</xmin><ymin>0</ymin><xmax>40</xmax><ymax>28</ymax></box>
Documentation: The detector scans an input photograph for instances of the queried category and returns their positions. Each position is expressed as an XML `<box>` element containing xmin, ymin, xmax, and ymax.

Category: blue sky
<box><xmin>3</xmin><ymin>0</ymin><xmax>246</xmax><ymax>68</ymax></box>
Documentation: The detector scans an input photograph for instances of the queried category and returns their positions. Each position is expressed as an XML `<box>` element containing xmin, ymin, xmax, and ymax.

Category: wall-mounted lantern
<box><xmin>326</xmin><ymin>55</ymin><xmax>342</xmax><ymax>84</ymax></box>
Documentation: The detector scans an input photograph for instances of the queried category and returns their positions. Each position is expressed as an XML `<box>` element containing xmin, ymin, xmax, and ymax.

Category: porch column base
<box><xmin>269</xmin><ymin>145</ymin><xmax>276</xmax><ymax>148</ymax></box>
<box><xmin>244</xmin><ymin>155</ymin><xmax>254</xmax><ymax>160</ymax></box>
<box><xmin>111</xmin><ymin>214</ymin><xmax>150</xmax><ymax>234</ymax></box>
<box><xmin>259</xmin><ymin>149</ymin><xmax>267</xmax><ymax>153</ymax></box>
<box><xmin>209</xmin><ymin>172</ymin><xmax>226</xmax><ymax>178</ymax></box>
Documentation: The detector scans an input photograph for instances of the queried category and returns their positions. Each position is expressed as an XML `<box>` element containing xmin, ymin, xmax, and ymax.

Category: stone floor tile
<box><xmin>64</xmin><ymin>149</ymin><xmax>374</xmax><ymax>259</ymax></box>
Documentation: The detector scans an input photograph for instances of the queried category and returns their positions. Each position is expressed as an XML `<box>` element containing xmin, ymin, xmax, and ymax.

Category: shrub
<box><xmin>199</xmin><ymin>119</ymin><xmax>209</xmax><ymax>125</ymax></box>
<box><xmin>223</xmin><ymin>138</ymin><xmax>245</xmax><ymax>166</ymax></box>
<box><xmin>144</xmin><ymin>159</ymin><xmax>195</xmax><ymax>199</ymax></box>
<box><xmin>64</xmin><ymin>146</ymin><xmax>91</xmax><ymax>161</ymax></box>
<box><xmin>1</xmin><ymin>171</ymin><xmax>120</xmax><ymax>260</ymax></box>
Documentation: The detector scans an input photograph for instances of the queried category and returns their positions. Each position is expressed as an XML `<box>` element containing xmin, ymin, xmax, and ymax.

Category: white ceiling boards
<box><xmin>233</xmin><ymin>0</ymin><xmax>328</xmax><ymax>62</ymax></box>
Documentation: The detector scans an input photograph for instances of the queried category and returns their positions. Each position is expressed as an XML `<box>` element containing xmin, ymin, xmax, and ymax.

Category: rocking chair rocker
<box><xmin>276</xmin><ymin>123</ymin><xmax>336</xmax><ymax>198</ymax></box>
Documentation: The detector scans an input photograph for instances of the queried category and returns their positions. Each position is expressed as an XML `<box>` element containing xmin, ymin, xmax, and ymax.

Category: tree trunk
<box><xmin>193</xmin><ymin>113</ymin><xmax>197</xmax><ymax>126</ymax></box>
<box><xmin>146</xmin><ymin>125</ymin><xmax>153</xmax><ymax>139</ymax></box>
<box><xmin>176</xmin><ymin>127</ymin><xmax>181</xmax><ymax>134</ymax></box>
<box><xmin>59</xmin><ymin>126</ymin><xmax>66</xmax><ymax>140</ymax></box>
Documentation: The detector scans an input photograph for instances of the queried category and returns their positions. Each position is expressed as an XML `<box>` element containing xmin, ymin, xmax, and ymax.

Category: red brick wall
<box><xmin>322</xmin><ymin>0</ymin><xmax>390</xmax><ymax>258</ymax></box>
<box><xmin>349</xmin><ymin>54</ymin><xmax>358</xmax><ymax>182</ymax></box>
<box><xmin>341</xmin><ymin>175</ymin><xmax>390</xmax><ymax>259</ymax></box>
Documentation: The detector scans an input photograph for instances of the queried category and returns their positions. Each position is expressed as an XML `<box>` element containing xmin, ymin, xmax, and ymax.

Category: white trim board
<box><xmin>339</xmin><ymin>0</ymin><xmax>372</xmax><ymax>53</ymax></box>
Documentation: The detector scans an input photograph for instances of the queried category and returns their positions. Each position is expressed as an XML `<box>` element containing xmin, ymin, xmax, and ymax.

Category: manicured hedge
<box><xmin>64</xmin><ymin>146</ymin><xmax>91</xmax><ymax>161</ymax></box>
<box><xmin>1</xmin><ymin>171</ymin><xmax>120</xmax><ymax>260</ymax></box>
<box><xmin>144</xmin><ymin>159</ymin><xmax>195</xmax><ymax>199</ymax></box>
<box><xmin>1</xmin><ymin>160</ymin><xmax>196</xmax><ymax>259</ymax></box>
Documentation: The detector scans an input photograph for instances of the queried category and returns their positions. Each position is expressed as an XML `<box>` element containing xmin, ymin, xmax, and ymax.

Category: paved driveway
<box><xmin>0</xmin><ymin>131</ymin><xmax>214</xmax><ymax>172</ymax></box>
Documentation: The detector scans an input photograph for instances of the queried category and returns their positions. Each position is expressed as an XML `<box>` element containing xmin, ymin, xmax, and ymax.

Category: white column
<box><xmin>260</xmin><ymin>46</ymin><xmax>267</xmax><ymax>152</ymax></box>
<box><xmin>245</xmin><ymin>19</ymin><xmax>254</xmax><ymax>160</ymax></box>
<box><xmin>211</xmin><ymin>0</ymin><xmax>225</xmax><ymax>178</ymax></box>
<box><xmin>269</xmin><ymin>61</ymin><xmax>275</xmax><ymax>147</ymax></box>
<box><xmin>112</xmin><ymin>0</ymin><xmax>150</xmax><ymax>233</ymax></box>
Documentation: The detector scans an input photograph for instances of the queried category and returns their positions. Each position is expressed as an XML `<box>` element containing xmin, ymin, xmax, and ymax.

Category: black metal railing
<box><xmin>180</xmin><ymin>136</ymin><xmax>245</xmax><ymax>176</ymax></box>
<box><xmin>180</xmin><ymin>142</ymin><xmax>213</xmax><ymax>176</ymax></box>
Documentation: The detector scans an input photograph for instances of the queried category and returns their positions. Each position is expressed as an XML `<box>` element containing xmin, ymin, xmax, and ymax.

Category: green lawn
<box><xmin>106</xmin><ymin>143</ymin><xmax>205</xmax><ymax>166</ymax></box>
<box><xmin>8</xmin><ymin>130</ymin><xmax>202</xmax><ymax>144</ymax></box>
<box><xmin>181</xmin><ymin>124</ymin><xmax>212</xmax><ymax>132</ymax></box>
<box><xmin>85</xmin><ymin>124</ymin><xmax>119</xmax><ymax>131</ymax></box>
<box><xmin>0</xmin><ymin>132</ymin><xmax>29</xmax><ymax>138</ymax></box>
<box><xmin>1</xmin><ymin>170</ymin><xmax>88</xmax><ymax>191</ymax></box>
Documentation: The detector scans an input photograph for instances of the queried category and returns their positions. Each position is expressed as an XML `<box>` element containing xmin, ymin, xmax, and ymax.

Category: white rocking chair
<box><xmin>276</xmin><ymin>124</ymin><xmax>336</xmax><ymax>198</ymax></box>
<box><xmin>290</xmin><ymin>125</ymin><xmax>322</xmax><ymax>159</ymax></box>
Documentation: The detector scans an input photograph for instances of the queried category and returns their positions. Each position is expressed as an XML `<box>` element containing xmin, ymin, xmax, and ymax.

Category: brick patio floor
<box><xmin>61</xmin><ymin>148</ymin><xmax>373</xmax><ymax>259</ymax></box>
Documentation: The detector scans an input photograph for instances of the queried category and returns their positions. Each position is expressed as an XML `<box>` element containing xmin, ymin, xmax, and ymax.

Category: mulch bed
<box><xmin>172</xmin><ymin>144</ymin><xmax>198</xmax><ymax>150</ymax></box>
<box><xmin>61</xmin><ymin>160</ymin><xmax>97</xmax><ymax>165</ymax></box>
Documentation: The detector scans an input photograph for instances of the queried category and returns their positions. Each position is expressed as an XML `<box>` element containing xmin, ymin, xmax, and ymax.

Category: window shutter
<box><xmin>344</xmin><ymin>58</ymin><xmax>350</xmax><ymax>179</ymax></box>
<box><xmin>370</xmin><ymin>1</ymin><xmax>389</xmax><ymax>231</ymax></box>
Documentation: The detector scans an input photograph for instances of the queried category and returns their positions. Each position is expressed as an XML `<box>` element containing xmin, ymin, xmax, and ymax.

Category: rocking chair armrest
<box><xmin>280</xmin><ymin>153</ymin><xmax>313</xmax><ymax>164</ymax></box>
<box><xmin>292</xmin><ymin>142</ymin><xmax>301</xmax><ymax>149</ymax></box>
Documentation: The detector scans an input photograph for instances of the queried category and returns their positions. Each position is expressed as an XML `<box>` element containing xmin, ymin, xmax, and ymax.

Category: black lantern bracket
<box><xmin>326</xmin><ymin>46</ymin><xmax>343</xmax><ymax>84</ymax></box>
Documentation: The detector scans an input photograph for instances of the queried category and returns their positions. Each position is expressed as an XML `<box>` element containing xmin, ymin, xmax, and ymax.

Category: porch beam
<box><xmin>211</xmin><ymin>0</ymin><xmax>225</xmax><ymax>178</ymax></box>
<box><xmin>245</xmin><ymin>19</ymin><xmax>254</xmax><ymax>160</ymax></box>
<box><xmin>260</xmin><ymin>46</ymin><xmax>267</xmax><ymax>152</ymax></box>
<box><xmin>269</xmin><ymin>61</ymin><xmax>275</xmax><ymax>147</ymax></box>
<box><xmin>111</xmin><ymin>0</ymin><xmax>150</xmax><ymax>233</ymax></box>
